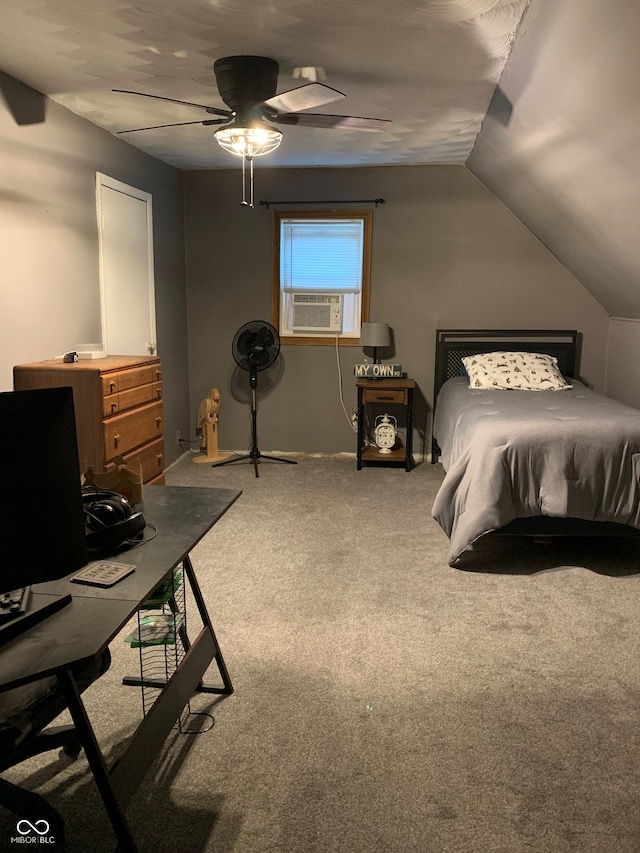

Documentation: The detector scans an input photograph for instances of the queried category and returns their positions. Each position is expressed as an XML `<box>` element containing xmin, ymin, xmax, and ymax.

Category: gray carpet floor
<box><xmin>2</xmin><ymin>454</ymin><xmax>640</xmax><ymax>853</ymax></box>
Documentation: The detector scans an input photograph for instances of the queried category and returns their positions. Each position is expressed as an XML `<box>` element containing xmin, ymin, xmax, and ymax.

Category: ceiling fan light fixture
<box><xmin>115</xmin><ymin>55</ymin><xmax>390</xmax><ymax>209</ymax></box>
<box><xmin>214</xmin><ymin>124</ymin><xmax>282</xmax><ymax>158</ymax></box>
<box><xmin>213</xmin><ymin>122</ymin><xmax>283</xmax><ymax>207</ymax></box>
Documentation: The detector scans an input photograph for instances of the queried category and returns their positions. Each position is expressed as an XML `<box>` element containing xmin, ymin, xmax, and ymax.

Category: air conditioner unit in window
<box><xmin>291</xmin><ymin>293</ymin><xmax>343</xmax><ymax>332</ymax></box>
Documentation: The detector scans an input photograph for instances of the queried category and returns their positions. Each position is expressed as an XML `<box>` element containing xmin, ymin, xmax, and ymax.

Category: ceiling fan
<box><xmin>114</xmin><ymin>55</ymin><xmax>392</xmax><ymax>205</ymax></box>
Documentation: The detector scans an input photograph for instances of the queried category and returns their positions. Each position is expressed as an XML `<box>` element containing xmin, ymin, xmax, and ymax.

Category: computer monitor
<box><xmin>0</xmin><ymin>386</ymin><xmax>88</xmax><ymax>595</ymax></box>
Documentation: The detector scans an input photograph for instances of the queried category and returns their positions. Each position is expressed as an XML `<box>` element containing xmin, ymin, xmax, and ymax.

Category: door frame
<box><xmin>95</xmin><ymin>173</ymin><xmax>157</xmax><ymax>355</ymax></box>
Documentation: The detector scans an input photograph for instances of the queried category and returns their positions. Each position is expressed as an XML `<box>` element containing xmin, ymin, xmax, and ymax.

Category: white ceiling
<box><xmin>0</xmin><ymin>0</ymin><xmax>529</xmax><ymax>170</ymax></box>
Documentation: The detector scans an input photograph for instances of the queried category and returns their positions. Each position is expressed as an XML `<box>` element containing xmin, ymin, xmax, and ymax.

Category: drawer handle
<box><xmin>156</xmin><ymin>417</ymin><xmax>162</xmax><ymax>427</ymax></box>
<box><xmin>109</xmin><ymin>381</ymin><xmax>116</xmax><ymax>392</ymax></box>
<box><xmin>156</xmin><ymin>453</ymin><xmax>163</xmax><ymax>465</ymax></box>
<box><xmin>114</xmin><ymin>434</ymin><xmax>121</xmax><ymax>446</ymax></box>
<box><xmin>157</xmin><ymin>388</ymin><xmax>162</xmax><ymax>398</ymax></box>
<box><xmin>156</xmin><ymin>369</ymin><xmax>162</xmax><ymax>379</ymax></box>
<box><xmin>110</xmin><ymin>402</ymin><xmax>117</xmax><ymax>413</ymax></box>
<box><xmin>377</xmin><ymin>395</ymin><xmax>396</xmax><ymax>401</ymax></box>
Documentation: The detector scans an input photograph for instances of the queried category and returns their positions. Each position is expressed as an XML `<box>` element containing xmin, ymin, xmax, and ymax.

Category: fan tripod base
<box><xmin>193</xmin><ymin>451</ymin><xmax>232</xmax><ymax>464</ymax></box>
<box><xmin>212</xmin><ymin>450</ymin><xmax>296</xmax><ymax>478</ymax></box>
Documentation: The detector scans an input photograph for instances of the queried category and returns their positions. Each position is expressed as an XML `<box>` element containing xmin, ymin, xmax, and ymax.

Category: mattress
<box><xmin>431</xmin><ymin>376</ymin><xmax>640</xmax><ymax>564</ymax></box>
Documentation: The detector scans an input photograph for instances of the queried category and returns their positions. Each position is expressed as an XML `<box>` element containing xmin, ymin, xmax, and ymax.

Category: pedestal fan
<box><xmin>212</xmin><ymin>320</ymin><xmax>296</xmax><ymax>477</ymax></box>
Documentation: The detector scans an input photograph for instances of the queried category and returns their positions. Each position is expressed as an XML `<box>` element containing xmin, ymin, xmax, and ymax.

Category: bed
<box><xmin>430</xmin><ymin>329</ymin><xmax>640</xmax><ymax>565</ymax></box>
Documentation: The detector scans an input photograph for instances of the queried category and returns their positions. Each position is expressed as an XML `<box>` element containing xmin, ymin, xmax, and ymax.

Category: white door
<box><xmin>96</xmin><ymin>173</ymin><xmax>157</xmax><ymax>356</ymax></box>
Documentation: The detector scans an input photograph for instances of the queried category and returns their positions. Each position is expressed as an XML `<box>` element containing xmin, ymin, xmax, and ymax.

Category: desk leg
<box><xmin>183</xmin><ymin>554</ymin><xmax>233</xmax><ymax>695</ymax></box>
<box><xmin>57</xmin><ymin>668</ymin><xmax>140</xmax><ymax>853</ymax></box>
<box><xmin>122</xmin><ymin>554</ymin><xmax>233</xmax><ymax>697</ymax></box>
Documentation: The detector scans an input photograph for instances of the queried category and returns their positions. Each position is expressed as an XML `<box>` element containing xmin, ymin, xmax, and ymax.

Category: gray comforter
<box><xmin>431</xmin><ymin>376</ymin><xmax>640</xmax><ymax>563</ymax></box>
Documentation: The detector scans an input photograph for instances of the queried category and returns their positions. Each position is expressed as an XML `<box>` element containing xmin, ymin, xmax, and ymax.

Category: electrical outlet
<box><xmin>175</xmin><ymin>429</ymin><xmax>181</xmax><ymax>448</ymax></box>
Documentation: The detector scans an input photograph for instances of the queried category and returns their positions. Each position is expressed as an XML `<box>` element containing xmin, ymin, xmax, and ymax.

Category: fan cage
<box><xmin>232</xmin><ymin>321</ymin><xmax>281</xmax><ymax>371</ymax></box>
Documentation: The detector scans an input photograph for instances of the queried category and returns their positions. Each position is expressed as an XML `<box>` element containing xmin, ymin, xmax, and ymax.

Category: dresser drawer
<box><xmin>106</xmin><ymin>437</ymin><xmax>165</xmax><ymax>483</ymax></box>
<box><xmin>103</xmin><ymin>381</ymin><xmax>162</xmax><ymax>417</ymax></box>
<box><xmin>103</xmin><ymin>401</ymin><xmax>163</xmax><ymax>461</ymax></box>
<box><xmin>101</xmin><ymin>364</ymin><xmax>162</xmax><ymax>396</ymax></box>
<box><xmin>362</xmin><ymin>388</ymin><xmax>407</xmax><ymax>404</ymax></box>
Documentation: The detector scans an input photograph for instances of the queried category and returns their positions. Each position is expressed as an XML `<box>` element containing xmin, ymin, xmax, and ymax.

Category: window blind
<box><xmin>280</xmin><ymin>219</ymin><xmax>364</xmax><ymax>293</ymax></box>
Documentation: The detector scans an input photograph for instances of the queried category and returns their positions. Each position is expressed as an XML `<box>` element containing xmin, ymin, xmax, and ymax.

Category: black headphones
<box><xmin>82</xmin><ymin>488</ymin><xmax>146</xmax><ymax>552</ymax></box>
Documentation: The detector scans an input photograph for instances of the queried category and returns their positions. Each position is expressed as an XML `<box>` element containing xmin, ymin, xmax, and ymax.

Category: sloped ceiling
<box><xmin>0</xmin><ymin>0</ymin><xmax>528</xmax><ymax>168</ymax></box>
<box><xmin>468</xmin><ymin>0</ymin><xmax>640</xmax><ymax>320</ymax></box>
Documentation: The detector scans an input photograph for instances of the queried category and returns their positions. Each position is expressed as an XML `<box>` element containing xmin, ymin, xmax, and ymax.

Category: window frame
<box><xmin>271</xmin><ymin>209</ymin><xmax>372</xmax><ymax>346</ymax></box>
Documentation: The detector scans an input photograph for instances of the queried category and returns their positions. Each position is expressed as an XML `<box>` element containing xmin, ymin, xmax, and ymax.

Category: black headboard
<box><xmin>432</xmin><ymin>329</ymin><xmax>580</xmax><ymax>461</ymax></box>
<box><xmin>434</xmin><ymin>328</ymin><xmax>579</xmax><ymax>401</ymax></box>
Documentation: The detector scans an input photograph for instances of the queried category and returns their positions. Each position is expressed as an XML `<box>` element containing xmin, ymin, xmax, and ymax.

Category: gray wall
<box><xmin>0</xmin><ymin>72</ymin><xmax>190</xmax><ymax>466</ymax></box>
<box><xmin>606</xmin><ymin>319</ymin><xmax>640</xmax><ymax>410</ymax></box>
<box><xmin>184</xmin><ymin>164</ymin><xmax>608</xmax><ymax>457</ymax></box>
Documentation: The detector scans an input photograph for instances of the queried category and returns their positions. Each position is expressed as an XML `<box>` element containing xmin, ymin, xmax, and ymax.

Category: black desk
<box><xmin>0</xmin><ymin>485</ymin><xmax>241</xmax><ymax>852</ymax></box>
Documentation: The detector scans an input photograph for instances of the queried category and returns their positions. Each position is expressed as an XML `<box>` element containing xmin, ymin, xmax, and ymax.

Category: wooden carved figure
<box><xmin>193</xmin><ymin>388</ymin><xmax>230</xmax><ymax>463</ymax></box>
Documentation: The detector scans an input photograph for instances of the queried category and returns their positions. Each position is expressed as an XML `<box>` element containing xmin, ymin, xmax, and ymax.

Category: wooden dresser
<box><xmin>13</xmin><ymin>355</ymin><xmax>165</xmax><ymax>485</ymax></box>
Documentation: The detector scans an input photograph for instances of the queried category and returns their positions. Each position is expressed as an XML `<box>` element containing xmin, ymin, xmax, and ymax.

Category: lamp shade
<box><xmin>360</xmin><ymin>322</ymin><xmax>391</xmax><ymax>348</ymax></box>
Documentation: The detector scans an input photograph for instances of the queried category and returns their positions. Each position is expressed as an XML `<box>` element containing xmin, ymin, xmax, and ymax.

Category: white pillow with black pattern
<box><xmin>461</xmin><ymin>351</ymin><xmax>572</xmax><ymax>391</ymax></box>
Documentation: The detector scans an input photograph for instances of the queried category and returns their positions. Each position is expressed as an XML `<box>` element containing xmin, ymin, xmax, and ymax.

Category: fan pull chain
<box><xmin>241</xmin><ymin>154</ymin><xmax>247</xmax><ymax>206</ymax></box>
<box><xmin>240</xmin><ymin>155</ymin><xmax>256</xmax><ymax>208</ymax></box>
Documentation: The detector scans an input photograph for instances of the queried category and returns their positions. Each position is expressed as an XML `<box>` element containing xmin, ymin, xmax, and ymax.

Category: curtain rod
<box><xmin>259</xmin><ymin>198</ymin><xmax>385</xmax><ymax>209</ymax></box>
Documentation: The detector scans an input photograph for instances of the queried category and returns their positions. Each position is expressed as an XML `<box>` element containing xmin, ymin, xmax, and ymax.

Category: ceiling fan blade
<box><xmin>274</xmin><ymin>113</ymin><xmax>391</xmax><ymax>132</ymax></box>
<box><xmin>117</xmin><ymin>118</ymin><xmax>228</xmax><ymax>134</ymax></box>
<box><xmin>112</xmin><ymin>89</ymin><xmax>232</xmax><ymax>118</ymax></box>
<box><xmin>263</xmin><ymin>82</ymin><xmax>345</xmax><ymax>114</ymax></box>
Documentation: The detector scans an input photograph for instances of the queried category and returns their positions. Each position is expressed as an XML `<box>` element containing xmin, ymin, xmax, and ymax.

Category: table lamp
<box><xmin>360</xmin><ymin>322</ymin><xmax>390</xmax><ymax>364</ymax></box>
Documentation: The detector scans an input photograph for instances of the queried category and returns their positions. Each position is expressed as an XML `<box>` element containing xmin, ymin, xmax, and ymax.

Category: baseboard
<box><xmin>200</xmin><ymin>449</ymin><xmax>434</xmax><ymax>463</ymax></box>
<box><xmin>202</xmin><ymin>449</ymin><xmax>358</xmax><ymax>460</ymax></box>
<box><xmin>164</xmin><ymin>450</ymin><xmax>192</xmax><ymax>472</ymax></box>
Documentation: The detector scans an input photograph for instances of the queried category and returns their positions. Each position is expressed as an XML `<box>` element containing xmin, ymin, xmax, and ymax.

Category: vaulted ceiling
<box><xmin>468</xmin><ymin>0</ymin><xmax>640</xmax><ymax>320</ymax></box>
<box><xmin>1</xmin><ymin>0</ymin><xmax>638</xmax><ymax>319</ymax></box>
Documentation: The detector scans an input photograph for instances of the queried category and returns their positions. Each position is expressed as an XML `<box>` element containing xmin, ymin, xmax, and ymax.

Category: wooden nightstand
<box><xmin>356</xmin><ymin>377</ymin><xmax>415</xmax><ymax>471</ymax></box>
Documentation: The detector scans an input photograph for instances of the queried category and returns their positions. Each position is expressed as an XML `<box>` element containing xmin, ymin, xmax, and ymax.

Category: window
<box><xmin>272</xmin><ymin>210</ymin><xmax>372</xmax><ymax>345</ymax></box>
